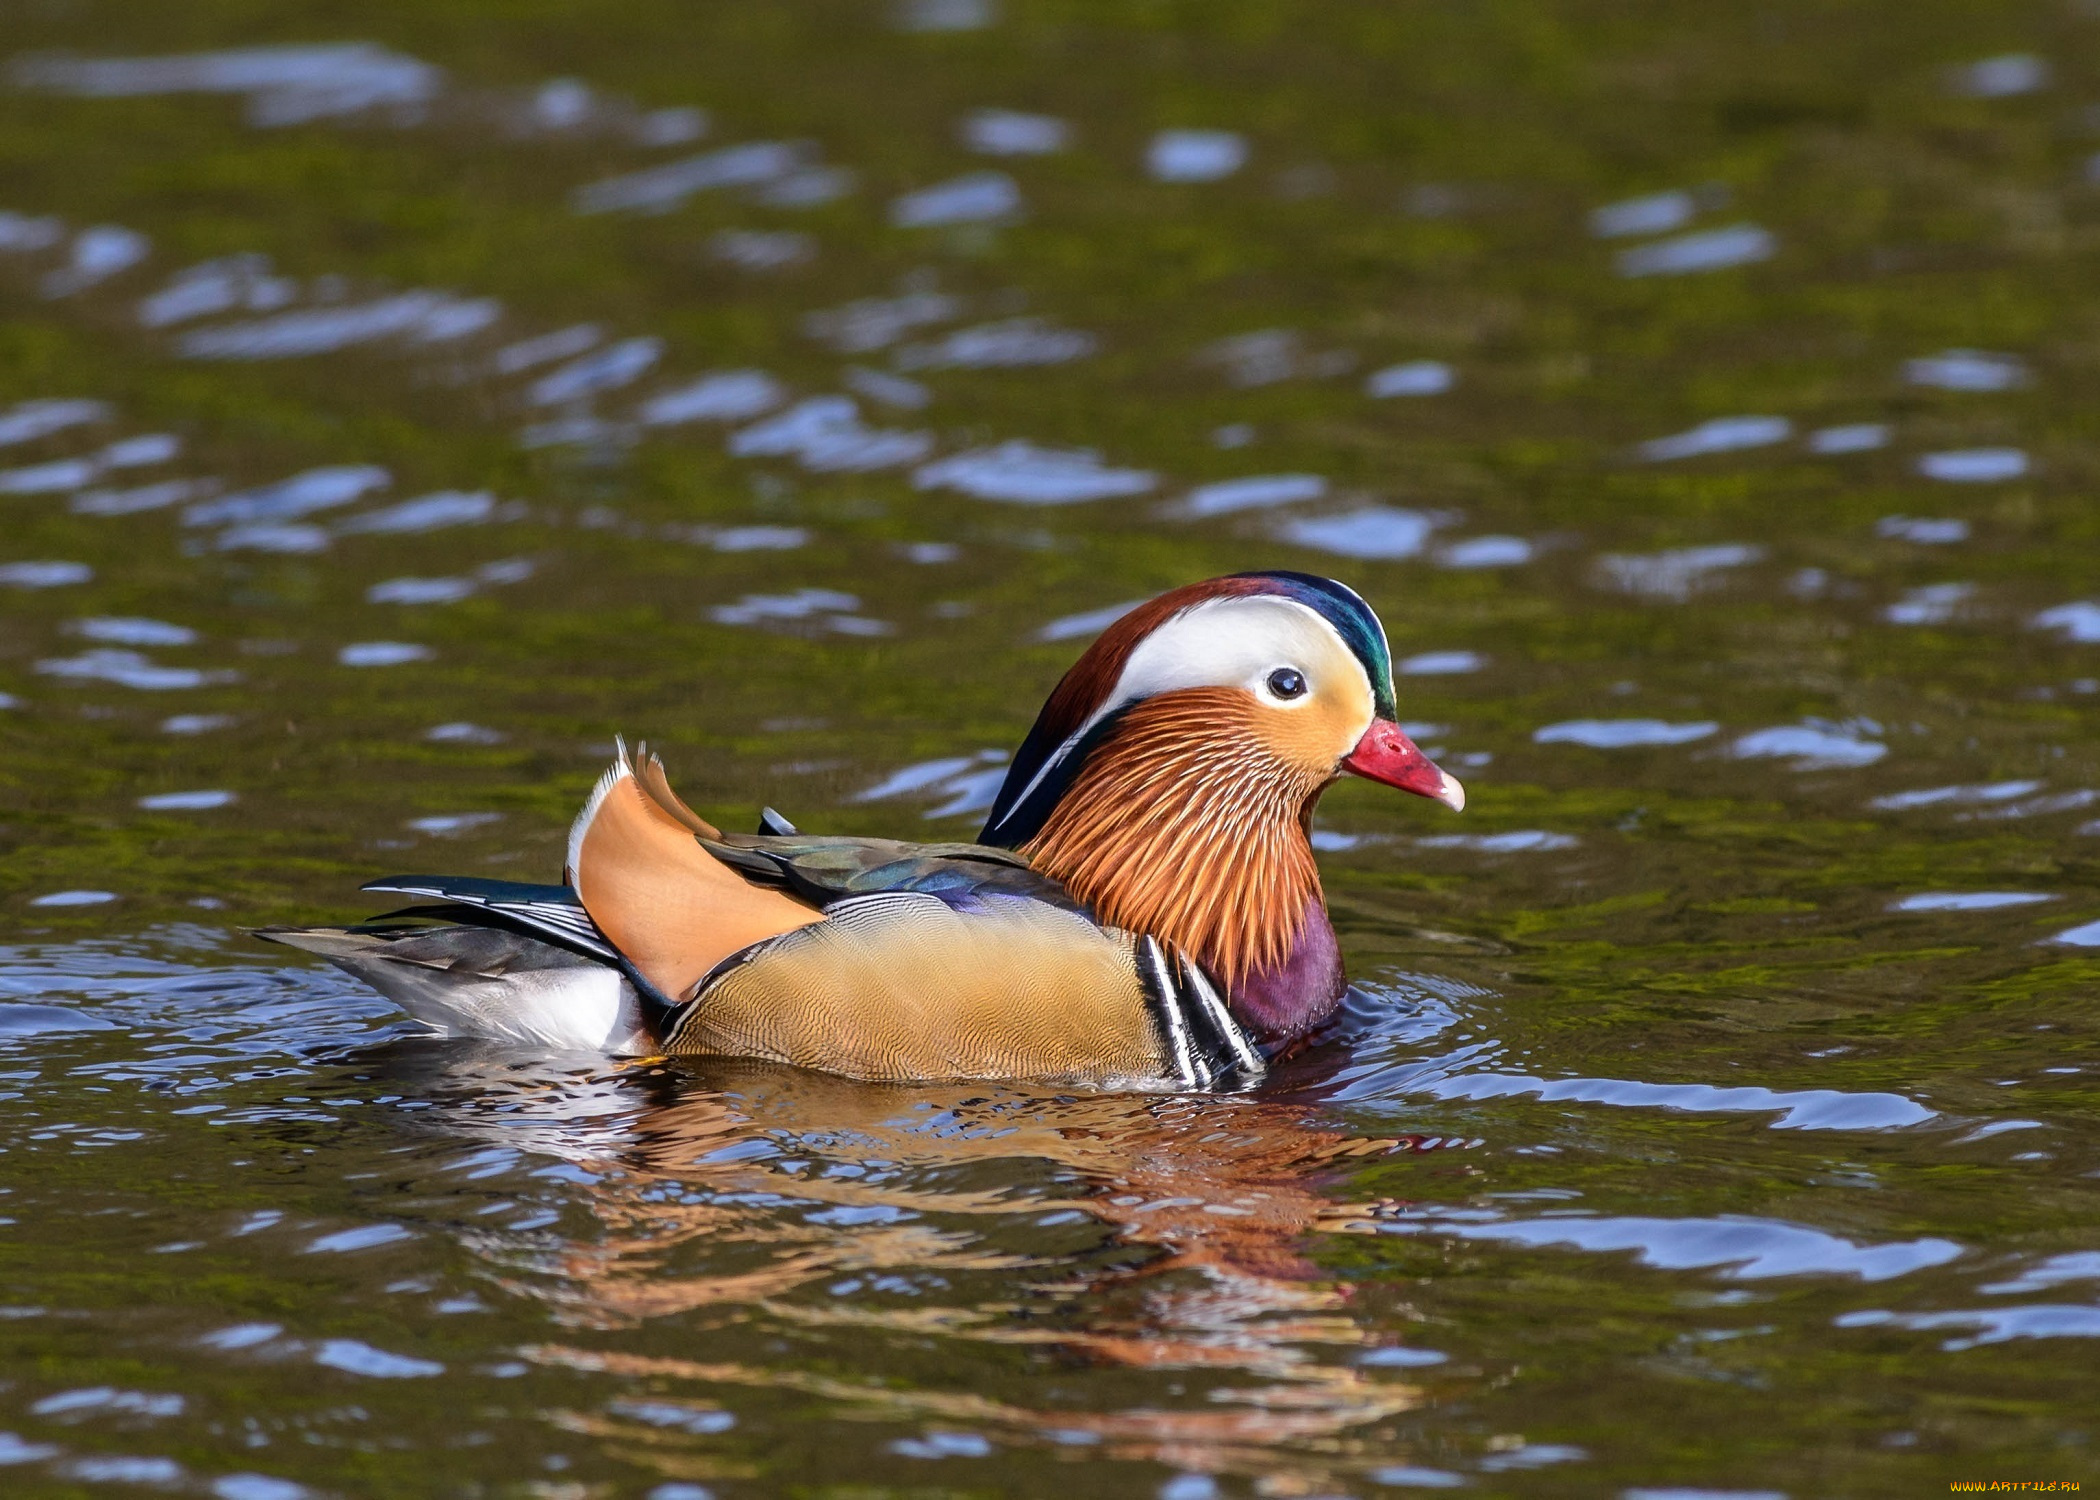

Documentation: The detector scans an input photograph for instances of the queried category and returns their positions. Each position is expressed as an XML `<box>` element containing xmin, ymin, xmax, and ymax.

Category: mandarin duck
<box><xmin>261</xmin><ymin>571</ymin><xmax>1464</xmax><ymax>1090</ymax></box>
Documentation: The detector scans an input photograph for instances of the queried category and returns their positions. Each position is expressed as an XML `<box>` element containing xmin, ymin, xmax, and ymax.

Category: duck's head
<box><xmin>982</xmin><ymin>570</ymin><xmax>1462</xmax><ymax>850</ymax></box>
<box><xmin>981</xmin><ymin>571</ymin><xmax>1462</xmax><ymax>1014</ymax></box>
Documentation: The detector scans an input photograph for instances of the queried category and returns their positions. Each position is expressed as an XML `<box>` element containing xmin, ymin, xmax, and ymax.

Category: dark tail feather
<box><xmin>257</xmin><ymin>923</ymin><xmax>652</xmax><ymax>1054</ymax></box>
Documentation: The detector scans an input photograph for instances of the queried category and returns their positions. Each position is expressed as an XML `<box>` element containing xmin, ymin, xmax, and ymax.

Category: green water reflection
<box><xmin>1</xmin><ymin>1</ymin><xmax>2098</xmax><ymax>1493</ymax></box>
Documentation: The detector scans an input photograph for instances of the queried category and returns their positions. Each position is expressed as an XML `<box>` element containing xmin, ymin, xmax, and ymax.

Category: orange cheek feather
<box><xmin>1250</xmin><ymin>684</ymin><xmax>1364</xmax><ymax>782</ymax></box>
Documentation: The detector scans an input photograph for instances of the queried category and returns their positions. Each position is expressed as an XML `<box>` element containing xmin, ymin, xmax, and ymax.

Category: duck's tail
<box><xmin>563</xmin><ymin>738</ymin><xmax>823</xmax><ymax>1001</ymax></box>
<box><xmin>257</xmin><ymin>922</ymin><xmax>652</xmax><ymax>1054</ymax></box>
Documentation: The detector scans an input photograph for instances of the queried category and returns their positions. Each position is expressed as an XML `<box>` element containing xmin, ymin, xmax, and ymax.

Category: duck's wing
<box><xmin>664</xmin><ymin>889</ymin><xmax>1263</xmax><ymax>1090</ymax></box>
<box><xmin>587</xmin><ymin>749</ymin><xmax>1259</xmax><ymax>1086</ymax></box>
<box><xmin>563</xmin><ymin>742</ymin><xmax>825</xmax><ymax>1004</ymax></box>
<box><xmin>697</xmin><ymin>830</ymin><xmax>1081</xmax><ymax>911</ymax></box>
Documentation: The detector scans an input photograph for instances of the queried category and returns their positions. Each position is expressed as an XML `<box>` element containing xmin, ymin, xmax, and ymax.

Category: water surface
<box><xmin>2</xmin><ymin>2</ymin><xmax>2098</xmax><ymax>1493</ymax></box>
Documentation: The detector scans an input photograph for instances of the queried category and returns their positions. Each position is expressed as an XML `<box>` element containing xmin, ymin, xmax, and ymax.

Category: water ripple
<box><xmin>1369</xmin><ymin>1209</ymin><xmax>1961</xmax><ymax>1281</ymax></box>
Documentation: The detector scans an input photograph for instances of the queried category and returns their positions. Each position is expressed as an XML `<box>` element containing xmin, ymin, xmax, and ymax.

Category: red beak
<box><xmin>1342</xmin><ymin>718</ymin><xmax>1466</xmax><ymax>811</ymax></box>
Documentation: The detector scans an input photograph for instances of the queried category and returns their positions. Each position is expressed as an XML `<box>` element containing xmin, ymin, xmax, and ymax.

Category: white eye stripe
<box><xmin>1107</xmin><ymin>596</ymin><xmax>1355</xmax><ymax>708</ymax></box>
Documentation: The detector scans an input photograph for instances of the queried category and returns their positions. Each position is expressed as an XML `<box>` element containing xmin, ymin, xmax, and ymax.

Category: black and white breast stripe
<box><xmin>1135</xmin><ymin>936</ymin><xmax>1267</xmax><ymax>1092</ymax></box>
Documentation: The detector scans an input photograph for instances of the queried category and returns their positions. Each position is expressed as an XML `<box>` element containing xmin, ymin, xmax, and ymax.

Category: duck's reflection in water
<box><xmin>372</xmin><ymin>1039</ymin><xmax>1456</xmax><ymax>1484</ymax></box>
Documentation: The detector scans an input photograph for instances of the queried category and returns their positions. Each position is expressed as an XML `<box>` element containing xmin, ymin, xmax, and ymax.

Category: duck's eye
<box><xmin>1266</xmin><ymin>667</ymin><xmax>1308</xmax><ymax>700</ymax></box>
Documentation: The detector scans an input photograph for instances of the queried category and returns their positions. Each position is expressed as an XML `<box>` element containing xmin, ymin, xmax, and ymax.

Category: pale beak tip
<box><xmin>1438</xmin><ymin>772</ymin><xmax>1467</xmax><ymax>813</ymax></box>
